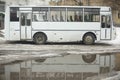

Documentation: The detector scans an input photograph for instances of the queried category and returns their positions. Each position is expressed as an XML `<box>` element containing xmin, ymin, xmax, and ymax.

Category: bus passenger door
<box><xmin>20</xmin><ymin>12</ymin><xmax>32</xmax><ymax>40</ymax></box>
<box><xmin>101</xmin><ymin>15</ymin><xmax>111</xmax><ymax>40</ymax></box>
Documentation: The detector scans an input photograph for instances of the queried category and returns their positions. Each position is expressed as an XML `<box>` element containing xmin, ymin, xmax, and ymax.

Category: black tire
<box><xmin>33</xmin><ymin>33</ymin><xmax>47</xmax><ymax>44</ymax></box>
<box><xmin>82</xmin><ymin>54</ymin><xmax>96</xmax><ymax>63</ymax></box>
<box><xmin>83</xmin><ymin>33</ymin><xmax>95</xmax><ymax>45</ymax></box>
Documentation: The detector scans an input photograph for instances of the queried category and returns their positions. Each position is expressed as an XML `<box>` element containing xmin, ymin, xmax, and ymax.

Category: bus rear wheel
<box><xmin>33</xmin><ymin>33</ymin><xmax>47</xmax><ymax>44</ymax></box>
<box><xmin>83</xmin><ymin>33</ymin><xmax>95</xmax><ymax>45</ymax></box>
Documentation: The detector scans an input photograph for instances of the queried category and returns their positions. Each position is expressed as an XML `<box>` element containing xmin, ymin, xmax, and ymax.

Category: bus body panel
<box><xmin>32</xmin><ymin>22</ymin><xmax>101</xmax><ymax>31</ymax></box>
<box><xmin>32</xmin><ymin>22</ymin><xmax>101</xmax><ymax>42</ymax></box>
<box><xmin>112</xmin><ymin>27</ymin><xmax>116</xmax><ymax>40</ymax></box>
<box><xmin>32</xmin><ymin>31</ymin><xmax>101</xmax><ymax>42</ymax></box>
<box><xmin>5</xmin><ymin>6</ymin><xmax>10</xmax><ymax>40</ymax></box>
<box><xmin>9</xmin><ymin>22</ymin><xmax>20</xmax><ymax>40</ymax></box>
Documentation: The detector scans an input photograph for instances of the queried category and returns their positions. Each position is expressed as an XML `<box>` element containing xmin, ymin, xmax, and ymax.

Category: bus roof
<box><xmin>8</xmin><ymin>5</ymin><xmax>110</xmax><ymax>8</ymax></box>
<box><xmin>8</xmin><ymin>5</ymin><xmax>111</xmax><ymax>11</ymax></box>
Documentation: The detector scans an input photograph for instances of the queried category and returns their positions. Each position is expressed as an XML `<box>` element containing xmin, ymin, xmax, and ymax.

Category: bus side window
<box><xmin>26</xmin><ymin>13</ymin><xmax>31</xmax><ymax>26</ymax></box>
<box><xmin>74</xmin><ymin>15</ymin><xmax>78</xmax><ymax>21</ymax></box>
<box><xmin>21</xmin><ymin>13</ymin><xmax>25</xmax><ymax>26</ymax></box>
<box><xmin>67</xmin><ymin>8</ymin><xmax>83</xmax><ymax>22</ymax></box>
<box><xmin>33</xmin><ymin>15</ymin><xmax>38</xmax><ymax>21</ymax></box>
<box><xmin>32</xmin><ymin>7</ymin><xmax>48</xmax><ymax>22</ymax></box>
<box><xmin>52</xmin><ymin>15</ymin><xmax>55</xmax><ymax>22</ymax></box>
<box><xmin>10</xmin><ymin>7</ymin><xmax>19</xmax><ymax>21</ymax></box>
<box><xmin>67</xmin><ymin>15</ymin><xmax>70</xmax><ymax>22</ymax></box>
<box><xmin>101</xmin><ymin>15</ymin><xmax>111</xmax><ymax>28</ymax></box>
<box><xmin>60</xmin><ymin>10</ymin><xmax>65</xmax><ymax>22</ymax></box>
<box><xmin>75</xmin><ymin>15</ymin><xmax>81</xmax><ymax>22</ymax></box>
<box><xmin>27</xmin><ymin>19</ymin><xmax>31</xmax><ymax>26</ymax></box>
<box><xmin>84</xmin><ymin>8</ymin><xmax>100</xmax><ymax>22</ymax></box>
<box><xmin>106</xmin><ymin>16</ymin><xmax>111</xmax><ymax>28</ymax></box>
<box><xmin>67</xmin><ymin>18</ymin><xmax>70</xmax><ymax>22</ymax></box>
<box><xmin>101</xmin><ymin>16</ymin><xmax>106</xmax><ymax>28</ymax></box>
<box><xmin>70</xmin><ymin>16</ymin><xmax>73</xmax><ymax>22</ymax></box>
<box><xmin>60</xmin><ymin>15</ymin><xmax>64</xmax><ymax>21</ymax></box>
<box><xmin>55</xmin><ymin>14</ymin><xmax>59</xmax><ymax>21</ymax></box>
<box><xmin>79</xmin><ymin>15</ymin><xmax>82</xmax><ymax>22</ymax></box>
<box><xmin>43</xmin><ymin>15</ymin><xmax>48</xmax><ymax>21</ymax></box>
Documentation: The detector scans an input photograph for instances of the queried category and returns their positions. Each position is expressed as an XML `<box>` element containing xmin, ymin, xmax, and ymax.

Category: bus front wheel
<box><xmin>33</xmin><ymin>33</ymin><xmax>47</xmax><ymax>44</ymax></box>
<box><xmin>83</xmin><ymin>33</ymin><xmax>95</xmax><ymax>45</ymax></box>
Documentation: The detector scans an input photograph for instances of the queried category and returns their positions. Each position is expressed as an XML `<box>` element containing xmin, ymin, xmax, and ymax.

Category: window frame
<box><xmin>67</xmin><ymin>7</ymin><xmax>83</xmax><ymax>22</ymax></box>
<box><xmin>32</xmin><ymin>7</ymin><xmax>49</xmax><ymax>22</ymax></box>
<box><xmin>10</xmin><ymin>7</ymin><xmax>19</xmax><ymax>22</ymax></box>
<box><xmin>50</xmin><ymin>7</ymin><xmax>66</xmax><ymax>22</ymax></box>
<box><xmin>84</xmin><ymin>8</ymin><xmax>100</xmax><ymax>22</ymax></box>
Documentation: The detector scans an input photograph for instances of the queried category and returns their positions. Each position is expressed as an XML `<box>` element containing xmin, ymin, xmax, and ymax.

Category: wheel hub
<box><xmin>86</xmin><ymin>36</ymin><xmax>92</xmax><ymax>42</ymax></box>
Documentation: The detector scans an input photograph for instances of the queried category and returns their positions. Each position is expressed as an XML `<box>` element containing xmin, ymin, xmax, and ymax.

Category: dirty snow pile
<box><xmin>83</xmin><ymin>71</ymin><xmax>120</xmax><ymax>80</ymax></box>
<box><xmin>108</xmin><ymin>27</ymin><xmax>120</xmax><ymax>45</ymax></box>
<box><xmin>100</xmin><ymin>27</ymin><xmax>120</xmax><ymax>45</ymax></box>
<box><xmin>102</xmin><ymin>72</ymin><xmax>120</xmax><ymax>80</ymax></box>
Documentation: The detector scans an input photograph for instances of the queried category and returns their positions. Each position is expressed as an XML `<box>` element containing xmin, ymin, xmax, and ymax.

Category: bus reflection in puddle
<box><xmin>0</xmin><ymin>53</ymin><xmax>117</xmax><ymax>80</ymax></box>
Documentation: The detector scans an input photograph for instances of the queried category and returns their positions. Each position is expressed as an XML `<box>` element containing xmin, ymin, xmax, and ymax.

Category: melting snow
<box><xmin>106</xmin><ymin>27</ymin><xmax>120</xmax><ymax>45</ymax></box>
<box><xmin>102</xmin><ymin>72</ymin><xmax>120</xmax><ymax>80</ymax></box>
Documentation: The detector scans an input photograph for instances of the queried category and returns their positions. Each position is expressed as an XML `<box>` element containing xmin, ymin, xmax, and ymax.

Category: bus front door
<box><xmin>20</xmin><ymin>13</ymin><xmax>32</xmax><ymax>40</ymax></box>
<box><xmin>101</xmin><ymin>15</ymin><xmax>111</xmax><ymax>40</ymax></box>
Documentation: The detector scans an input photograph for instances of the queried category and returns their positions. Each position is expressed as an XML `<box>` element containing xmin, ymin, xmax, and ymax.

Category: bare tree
<box><xmin>86</xmin><ymin>0</ymin><xmax>90</xmax><ymax>6</ymax></box>
<box><xmin>103</xmin><ymin>0</ymin><xmax>120</xmax><ymax>10</ymax></box>
<box><xmin>73</xmin><ymin>0</ymin><xmax>83</xmax><ymax>5</ymax></box>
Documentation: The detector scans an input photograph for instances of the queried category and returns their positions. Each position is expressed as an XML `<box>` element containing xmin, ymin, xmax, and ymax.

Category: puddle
<box><xmin>0</xmin><ymin>53</ymin><xmax>118</xmax><ymax>80</ymax></box>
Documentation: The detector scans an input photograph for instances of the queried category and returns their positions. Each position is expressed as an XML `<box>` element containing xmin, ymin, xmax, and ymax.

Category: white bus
<box><xmin>5</xmin><ymin>6</ymin><xmax>116</xmax><ymax>44</ymax></box>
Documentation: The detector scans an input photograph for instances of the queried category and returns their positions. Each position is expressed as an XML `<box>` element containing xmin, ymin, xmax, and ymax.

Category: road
<box><xmin>0</xmin><ymin>41</ymin><xmax>120</xmax><ymax>64</ymax></box>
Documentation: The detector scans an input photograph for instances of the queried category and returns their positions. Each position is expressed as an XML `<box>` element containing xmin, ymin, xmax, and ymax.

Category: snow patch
<box><xmin>102</xmin><ymin>72</ymin><xmax>120</xmax><ymax>80</ymax></box>
<box><xmin>100</xmin><ymin>27</ymin><xmax>120</xmax><ymax>45</ymax></box>
<box><xmin>108</xmin><ymin>27</ymin><xmax>120</xmax><ymax>44</ymax></box>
